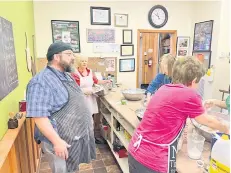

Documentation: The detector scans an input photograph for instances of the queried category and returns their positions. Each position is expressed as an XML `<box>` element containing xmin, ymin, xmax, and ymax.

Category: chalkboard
<box><xmin>0</xmin><ymin>17</ymin><xmax>18</xmax><ymax>100</ymax></box>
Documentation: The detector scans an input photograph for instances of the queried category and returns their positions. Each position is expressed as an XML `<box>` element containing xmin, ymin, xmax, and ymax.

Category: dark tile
<box><xmin>101</xmin><ymin>152</ymin><xmax>114</xmax><ymax>159</ymax></box>
<box><xmin>96</xmin><ymin>144</ymin><xmax>109</xmax><ymax>149</ymax></box>
<box><xmin>39</xmin><ymin>170</ymin><xmax>52</xmax><ymax>173</ymax></box>
<box><xmin>99</xmin><ymin>148</ymin><xmax>111</xmax><ymax>154</ymax></box>
<box><xmin>94</xmin><ymin>167</ymin><xmax>107</xmax><ymax>173</ymax></box>
<box><xmin>96</xmin><ymin>148</ymin><xmax>100</xmax><ymax>154</ymax></box>
<box><xmin>95</xmin><ymin>154</ymin><xmax>102</xmax><ymax>160</ymax></box>
<box><xmin>79</xmin><ymin>163</ymin><xmax>93</xmax><ymax>170</ymax></box>
<box><xmin>40</xmin><ymin>162</ymin><xmax>50</xmax><ymax>170</ymax></box>
<box><xmin>102</xmin><ymin>158</ymin><xmax>116</xmax><ymax>166</ymax></box>
<box><xmin>77</xmin><ymin>169</ymin><xmax>94</xmax><ymax>173</ymax></box>
<box><xmin>92</xmin><ymin>160</ymin><xmax>105</xmax><ymax>169</ymax></box>
<box><xmin>106</xmin><ymin>165</ymin><xmax>122</xmax><ymax>173</ymax></box>
<box><xmin>41</xmin><ymin>155</ymin><xmax>50</xmax><ymax>162</ymax></box>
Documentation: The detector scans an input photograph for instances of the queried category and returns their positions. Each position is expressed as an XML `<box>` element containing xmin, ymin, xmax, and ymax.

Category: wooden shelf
<box><xmin>100</xmin><ymin>109</ymin><xmax>112</xmax><ymax>126</ymax></box>
<box><xmin>106</xmin><ymin>140</ymin><xmax>129</xmax><ymax>173</ymax></box>
<box><xmin>114</xmin><ymin>116</ymin><xmax>134</xmax><ymax>136</ymax></box>
<box><xmin>113</xmin><ymin>129</ymin><xmax>129</xmax><ymax>150</ymax></box>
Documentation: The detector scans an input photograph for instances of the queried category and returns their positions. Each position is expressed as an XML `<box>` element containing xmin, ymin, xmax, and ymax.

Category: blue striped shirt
<box><xmin>26</xmin><ymin>66</ymin><xmax>73</xmax><ymax>118</ymax></box>
<box><xmin>26</xmin><ymin>66</ymin><xmax>74</xmax><ymax>143</ymax></box>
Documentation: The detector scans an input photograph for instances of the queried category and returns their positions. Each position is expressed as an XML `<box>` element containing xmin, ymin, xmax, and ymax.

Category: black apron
<box><xmin>48</xmin><ymin>66</ymin><xmax>96</xmax><ymax>172</ymax></box>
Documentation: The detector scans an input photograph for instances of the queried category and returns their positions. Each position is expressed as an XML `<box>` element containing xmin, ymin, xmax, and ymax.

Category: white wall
<box><xmin>212</xmin><ymin>0</ymin><xmax>230</xmax><ymax>100</ymax></box>
<box><xmin>191</xmin><ymin>0</ymin><xmax>230</xmax><ymax>100</ymax></box>
<box><xmin>33</xmin><ymin>1</ymin><xmax>195</xmax><ymax>87</ymax></box>
<box><xmin>190</xmin><ymin>1</ymin><xmax>221</xmax><ymax>100</ymax></box>
<box><xmin>33</xmin><ymin>1</ymin><xmax>229</xmax><ymax>95</ymax></box>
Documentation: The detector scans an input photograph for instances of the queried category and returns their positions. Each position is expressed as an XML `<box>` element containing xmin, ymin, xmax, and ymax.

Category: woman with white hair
<box><xmin>71</xmin><ymin>56</ymin><xmax>111</xmax><ymax>144</ymax></box>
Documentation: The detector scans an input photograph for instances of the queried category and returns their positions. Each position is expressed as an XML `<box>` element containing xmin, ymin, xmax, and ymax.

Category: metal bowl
<box><xmin>135</xmin><ymin>108</ymin><xmax>145</xmax><ymax>121</ymax></box>
<box><xmin>191</xmin><ymin>111</ymin><xmax>230</xmax><ymax>142</ymax></box>
<box><xmin>93</xmin><ymin>85</ymin><xmax>107</xmax><ymax>96</ymax></box>
<box><xmin>121</xmin><ymin>89</ymin><xmax>145</xmax><ymax>101</ymax></box>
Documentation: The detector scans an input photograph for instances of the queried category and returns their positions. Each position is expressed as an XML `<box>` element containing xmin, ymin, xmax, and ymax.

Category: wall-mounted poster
<box><xmin>51</xmin><ymin>20</ymin><xmax>81</xmax><ymax>53</ymax></box>
<box><xmin>87</xmin><ymin>29</ymin><xmax>115</xmax><ymax>43</ymax></box>
<box><xmin>192</xmin><ymin>51</ymin><xmax>212</xmax><ymax>70</ymax></box>
<box><xmin>193</xmin><ymin>20</ymin><xmax>213</xmax><ymax>51</ymax></box>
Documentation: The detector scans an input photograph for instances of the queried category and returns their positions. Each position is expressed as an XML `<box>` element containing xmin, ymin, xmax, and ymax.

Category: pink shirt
<box><xmin>128</xmin><ymin>84</ymin><xmax>205</xmax><ymax>173</ymax></box>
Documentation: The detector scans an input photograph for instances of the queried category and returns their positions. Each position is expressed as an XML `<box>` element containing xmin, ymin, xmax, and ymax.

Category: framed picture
<box><xmin>120</xmin><ymin>45</ymin><xmax>134</xmax><ymax>56</ymax></box>
<box><xmin>119</xmin><ymin>58</ymin><xmax>135</xmax><ymax>72</ymax></box>
<box><xmin>87</xmin><ymin>29</ymin><xmax>115</xmax><ymax>43</ymax></box>
<box><xmin>123</xmin><ymin>29</ymin><xmax>132</xmax><ymax>44</ymax></box>
<box><xmin>90</xmin><ymin>7</ymin><xmax>111</xmax><ymax>25</ymax></box>
<box><xmin>114</xmin><ymin>13</ymin><xmax>128</xmax><ymax>27</ymax></box>
<box><xmin>51</xmin><ymin>20</ymin><xmax>80</xmax><ymax>53</ymax></box>
<box><xmin>192</xmin><ymin>51</ymin><xmax>212</xmax><ymax>70</ymax></box>
<box><xmin>176</xmin><ymin>36</ymin><xmax>190</xmax><ymax>57</ymax></box>
<box><xmin>193</xmin><ymin>20</ymin><xmax>214</xmax><ymax>51</ymax></box>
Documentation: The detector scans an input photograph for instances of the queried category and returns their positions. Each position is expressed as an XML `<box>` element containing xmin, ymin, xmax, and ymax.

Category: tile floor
<box><xmin>39</xmin><ymin>143</ymin><xmax>123</xmax><ymax>173</ymax></box>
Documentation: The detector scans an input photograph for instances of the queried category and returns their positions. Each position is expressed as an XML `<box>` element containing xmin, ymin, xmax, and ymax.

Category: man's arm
<box><xmin>26</xmin><ymin>83</ymin><xmax>70</xmax><ymax>159</ymax></box>
<box><xmin>34</xmin><ymin>117</ymin><xmax>70</xmax><ymax>160</ymax></box>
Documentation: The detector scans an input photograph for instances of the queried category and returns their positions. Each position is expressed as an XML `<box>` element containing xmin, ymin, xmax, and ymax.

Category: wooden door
<box><xmin>140</xmin><ymin>33</ymin><xmax>159</xmax><ymax>85</ymax></box>
<box><xmin>137</xmin><ymin>30</ymin><xmax>177</xmax><ymax>88</ymax></box>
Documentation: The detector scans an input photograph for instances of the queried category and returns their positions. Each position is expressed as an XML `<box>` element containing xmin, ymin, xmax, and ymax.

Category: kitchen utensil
<box><xmin>187</xmin><ymin>133</ymin><xmax>205</xmax><ymax>160</ymax></box>
<box><xmin>93</xmin><ymin>85</ymin><xmax>107</xmax><ymax>96</ymax></box>
<box><xmin>121</xmin><ymin>89</ymin><xmax>145</xmax><ymax>101</ymax></box>
<box><xmin>135</xmin><ymin>108</ymin><xmax>145</xmax><ymax>121</ymax></box>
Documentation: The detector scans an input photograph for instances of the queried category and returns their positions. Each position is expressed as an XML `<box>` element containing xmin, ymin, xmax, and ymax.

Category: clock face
<box><xmin>148</xmin><ymin>5</ymin><xmax>168</xmax><ymax>28</ymax></box>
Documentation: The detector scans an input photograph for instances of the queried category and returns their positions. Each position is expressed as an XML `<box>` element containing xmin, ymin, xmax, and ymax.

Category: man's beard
<box><xmin>59</xmin><ymin>59</ymin><xmax>75</xmax><ymax>72</ymax></box>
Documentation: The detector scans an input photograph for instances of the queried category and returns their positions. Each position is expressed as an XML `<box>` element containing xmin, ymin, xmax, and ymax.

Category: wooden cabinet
<box><xmin>0</xmin><ymin>115</ymin><xmax>41</xmax><ymax>173</ymax></box>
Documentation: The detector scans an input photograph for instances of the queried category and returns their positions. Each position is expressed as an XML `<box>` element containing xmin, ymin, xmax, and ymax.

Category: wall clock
<box><xmin>148</xmin><ymin>5</ymin><xmax>168</xmax><ymax>28</ymax></box>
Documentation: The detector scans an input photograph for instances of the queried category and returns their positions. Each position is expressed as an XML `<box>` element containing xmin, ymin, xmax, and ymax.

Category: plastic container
<box><xmin>187</xmin><ymin>133</ymin><xmax>205</xmax><ymax>160</ymax></box>
<box><xmin>209</xmin><ymin>133</ymin><xmax>230</xmax><ymax>173</ymax></box>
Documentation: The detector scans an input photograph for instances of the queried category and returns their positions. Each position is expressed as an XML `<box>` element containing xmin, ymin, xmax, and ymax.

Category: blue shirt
<box><xmin>146</xmin><ymin>73</ymin><xmax>171</xmax><ymax>94</ymax></box>
<box><xmin>26</xmin><ymin>66</ymin><xmax>73</xmax><ymax>143</ymax></box>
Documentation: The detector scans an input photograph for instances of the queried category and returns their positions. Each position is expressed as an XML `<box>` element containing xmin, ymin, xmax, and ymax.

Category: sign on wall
<box><xmin>0</xmin><ymin>17</ymin><xmax>19</xmax><ymax>100</ymax></box>
<box><xmin>87</xmin><ymin>29</ymin><xmax>115</xmax><ymax>43</ymax></box>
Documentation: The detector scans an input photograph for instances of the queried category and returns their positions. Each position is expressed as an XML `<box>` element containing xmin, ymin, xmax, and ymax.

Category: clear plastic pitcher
<box><xmin>187</xmin><ymin>133</ymin><xmax>205</xmax><ymax>160</ymax></box>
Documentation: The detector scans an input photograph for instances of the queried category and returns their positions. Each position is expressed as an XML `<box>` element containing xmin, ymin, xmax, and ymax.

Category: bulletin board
<box><xmin>36</xmin><ymin>57</ymin><xmax>117</xmax><ymax>79</ymax></box>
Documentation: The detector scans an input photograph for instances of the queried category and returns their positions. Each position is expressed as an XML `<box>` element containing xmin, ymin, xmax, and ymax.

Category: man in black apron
<box><xmin>26</xmin><ymin>42</ymin><xmax>96</xmax><ymax>173</ymax></box>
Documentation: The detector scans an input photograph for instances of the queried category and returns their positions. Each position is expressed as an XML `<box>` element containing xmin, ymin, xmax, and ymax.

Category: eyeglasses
<box><xmin>59</xmin><ymin>52</ymin><xmax>76</xmax><ymax>57</ymax></box>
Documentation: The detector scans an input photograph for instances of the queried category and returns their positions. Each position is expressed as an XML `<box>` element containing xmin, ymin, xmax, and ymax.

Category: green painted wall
<box><xmin>0</xmin><ymin>1</ymin><xmax>35</xmax><ymax>140</ymax></box>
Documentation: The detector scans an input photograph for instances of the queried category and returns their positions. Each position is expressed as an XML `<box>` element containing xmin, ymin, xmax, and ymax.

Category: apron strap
<box><xmin>133</xmin><ymin>124</ymin><xmax>185</xmax><ymax>151</ymax></box>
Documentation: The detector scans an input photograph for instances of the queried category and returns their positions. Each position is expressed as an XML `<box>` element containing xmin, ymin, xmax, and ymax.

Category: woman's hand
<box><xmin>204</xmin><ymin>99</ymin><xmax>217</xmax><ymax>109</ymax></box>
<box><xmin>204</xmin><ymin>99</ymin><xmax>227</xmax><ymax>109</ymax></box>
<box><xmin>103</xmin><ymin>80</ymin><xmax>112</xmax><ymax>84</ymax></box>
<box><xmin>97</xmin><ymin>80</ymin><xmax>112</xmax><ymax>85</ymax></box>
<box><xmin>82</xmin><ymin>88</ymin><xmax>93</xmax><ymax>95</ymax></box>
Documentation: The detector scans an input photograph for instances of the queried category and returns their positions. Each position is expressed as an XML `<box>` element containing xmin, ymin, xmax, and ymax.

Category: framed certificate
<box><xmin>90</xmin><ymin>6</ymin><xmax>111</xmax><ymax>25</ymax></box>
<box><xmin>123</xmin><ymin>29</ymin><xmax>132</xmax><ymax>44</ymax></box>
<box><xmin>114</xmin><ymin>13</ymin><xmax>128</xmax><ymax>27</ymax></box>
<box><xmin>120</xmin><ymin>45</ymin><xmax>134</xmax><ymax>56</ymax></box>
